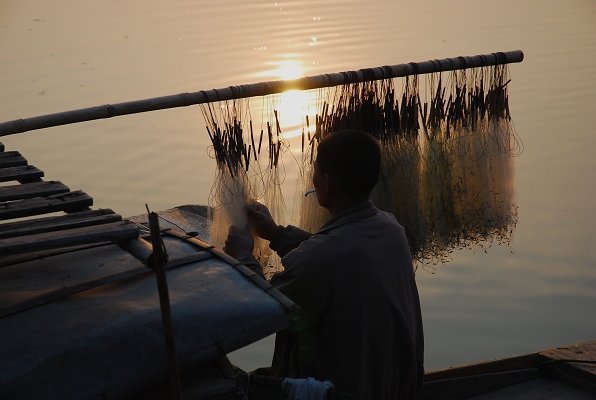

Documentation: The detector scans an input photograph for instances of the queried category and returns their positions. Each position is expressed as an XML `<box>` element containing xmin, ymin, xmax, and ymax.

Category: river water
<box><xmin>1</xmin><ymin>0</ymin><xmax>595</xmax><ymax>372</ymax></box>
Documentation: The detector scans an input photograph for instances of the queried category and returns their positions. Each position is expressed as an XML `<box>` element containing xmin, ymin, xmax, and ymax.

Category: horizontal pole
<box><xmin>0</xmin><ymin>50</ymin><xmax>523</xmax><ymax>137</ymax></box>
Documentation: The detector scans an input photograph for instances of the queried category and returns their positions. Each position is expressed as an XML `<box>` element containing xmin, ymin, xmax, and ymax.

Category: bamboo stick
<box><xmin>148</xmin><ymin>211</ymin><xmax>182</xmax><ymax>400</ymax></box>
<box><xmin>0</xmin><ymin>50</ymin><xmax>523</xmax><ymax>137</ymax></box>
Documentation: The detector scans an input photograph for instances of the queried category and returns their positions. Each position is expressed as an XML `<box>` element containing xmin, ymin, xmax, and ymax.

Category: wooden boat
<box><xmin>417</xmin><ymin>340</ymin><xmax>596</xmax><ymax>399</ymax></box>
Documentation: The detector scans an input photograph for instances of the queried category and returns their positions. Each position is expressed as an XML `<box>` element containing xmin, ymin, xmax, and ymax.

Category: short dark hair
<box><xmin>316</xmin><ymin>130</ymin><xmax>381</xmax><ymax>200</ymax></box>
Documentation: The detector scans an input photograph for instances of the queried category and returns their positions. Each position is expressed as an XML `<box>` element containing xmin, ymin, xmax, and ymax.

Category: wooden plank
<box><xmin>0</xmin><ymin>152</ymin><xmax>27</xmax><ymax>168</ymax></box>
<box><xmin>0</xmin><ymin>180</ymin><xmax>70</xmax><ymax>202</ymax></box>
<box><xmin>0</xmin><ymin>209</ymin><xmax>121</xmax><ymax>239</ymax></box>
<box><xmin>0</xmin><ymin>191</ymin><xmax>93</xmax><ymax>220</ymax></box>
<box><xmin>0</xmin><ymin>220</ymin><xmax>139</xmax><ymax>256</ymax></box>
<box><xmin>0</xmin><ymin>165</ymin><xmax>44</xmax><ymax>183</ymax></box>
<box><xmin>0</xmin><ymin>209</ymin><xmax>116</xmax><ymax>232</ymax></box>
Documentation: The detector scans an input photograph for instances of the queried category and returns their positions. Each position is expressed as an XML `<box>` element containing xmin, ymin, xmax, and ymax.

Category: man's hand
<box><xmin>224</xmin><ymin>225</ymin><xmax>254</xmax><ymax>259</ymax></box>
<box><xmin>245</xmin><ymin>200</ymin><xmax>279</xmax><ymax>242</ymax></box>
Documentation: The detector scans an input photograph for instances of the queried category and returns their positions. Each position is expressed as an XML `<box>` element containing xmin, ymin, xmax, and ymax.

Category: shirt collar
<box><xmin>317</xmin><ymin>200</ymin><xmax>377</xmax><ymax>233</ymax></box>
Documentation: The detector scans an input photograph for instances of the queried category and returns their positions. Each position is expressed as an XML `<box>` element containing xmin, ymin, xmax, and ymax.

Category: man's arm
<box><xmin>230</xmin><ymin>224</ymin><xmax>313</xmax><ymax>278</ymax></box>
<box><xmin>269</xmin><ymin>225</ymin><xmax>313</xmax><ymax>258</ymax></box>
<box><xmin>224</xmin><ymin>201</ymin><xmax>312</xmax><ymax>277</ymax></box>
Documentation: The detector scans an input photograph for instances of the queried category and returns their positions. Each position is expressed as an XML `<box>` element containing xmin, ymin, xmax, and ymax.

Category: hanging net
<box><xmin>201</xmin><ymin>63</ymin><xmax>522</xmax><ymax>272</ymax></box>
<box><xmin>201</xmin><ymin>98</ymin><xmax>288</xmax><ymax>278</ymax></box>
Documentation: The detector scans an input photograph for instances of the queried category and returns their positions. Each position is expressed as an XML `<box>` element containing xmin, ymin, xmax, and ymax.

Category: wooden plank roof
<box><xmin>0</xmin><ymin>141</ymin><xmax>141</xmax><ymax>262</ymax></box>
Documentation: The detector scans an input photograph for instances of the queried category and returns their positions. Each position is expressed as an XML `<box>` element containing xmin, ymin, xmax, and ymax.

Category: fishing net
<box><xmin>201</xmin><ymin>98</ymin><xmax>288</xmax><ymax>278</ymax></box>
<box><xmin>201</xmin><ymin>63</ymin><xmax>522</xmax><ymax>271</ymax></box>
<box><xmin>291</xmin><ymin>65</ymin><xmax>521</xmax><ymax>268</ymax></box>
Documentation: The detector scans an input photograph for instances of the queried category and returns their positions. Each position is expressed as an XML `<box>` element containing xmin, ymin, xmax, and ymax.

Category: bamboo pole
<box><xmin>0</xmin><ymin>50</ymin><xmax>523</xmax><ymax>137</ymax></box>
<box><xmin>148</xmin><ymin>210</ymin><xmax>182</xmax><ymax>400</ymax></box>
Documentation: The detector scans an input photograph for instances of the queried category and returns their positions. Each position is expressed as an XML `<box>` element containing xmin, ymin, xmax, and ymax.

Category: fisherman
<box><xmin>224</xmin><ymin>129</ymin><xmax>424</xmax><ymax>400</ymax></box>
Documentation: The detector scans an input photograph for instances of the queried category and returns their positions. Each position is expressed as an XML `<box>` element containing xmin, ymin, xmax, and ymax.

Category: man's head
<box><xmin>314</xmin><ymin>130</ymin><xmax>381</xmax><ymax>207</ymax></box>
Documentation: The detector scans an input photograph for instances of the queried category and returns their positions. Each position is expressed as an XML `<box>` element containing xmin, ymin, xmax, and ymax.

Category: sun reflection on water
<box><xmin>255</xmin><ymin>58</ymin><xmax>304</xmax><ymax>80</ymax></box>
<box><xmin>251</xmin><ymin>59</ymin><xmax>321</xmax><ymax>142</ymax></box>
<box><xmin>275</xmin><ymin>90</ymin><xmax>313</xmax><ymax>140</ymax></box>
